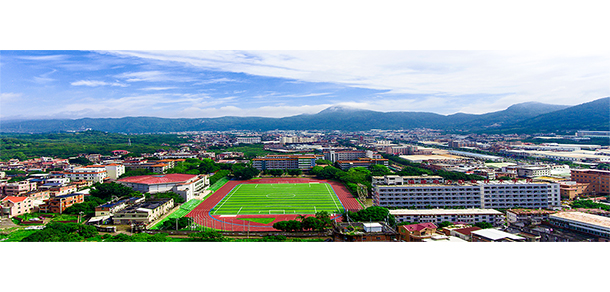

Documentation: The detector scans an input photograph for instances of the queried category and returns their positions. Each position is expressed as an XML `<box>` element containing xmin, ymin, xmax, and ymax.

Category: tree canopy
<box><xmin>231</xmin><ymin>164</ymin><xmax>260</xmax><ymax>180</ymax></box>
<box><xmin>89</xmin><ymin>182</ymin><xmax>142</xmax><ymax>201</ymax></box>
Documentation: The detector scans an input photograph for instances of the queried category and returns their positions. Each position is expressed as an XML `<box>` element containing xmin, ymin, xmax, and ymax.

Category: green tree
<box><xmin>69</xmin><ymin>156</ymin><xmax>93</xmax><ymax>166</ymax></box>
<box><xmin>159</xmin><ymin>217</ymin><xmax>193</xmax><ymax>230</ymax></box>
<box><xmin>344</xmin><ymin>206</ymin><xmax>395</xmax><ymax>226</ymax></box>
<box><xmin>474</xmin><ymin>222</ymin><xmax>494</xmax><ymax>229</ymax></box>
<box><xmin>198</xmin><ymin>158</ymin><xmax>219</xmax><ymax>174</ymax></box>
<box><xmin>90</xmin><ymin>182</ymin><xmax>141</xmax><ymax>201</ymax></box>
<box><xmin>368</xmin><ymin>164</ymin><xmax>391</xmax><ymax>176</ymax></box>
<box><xmin>232</xmin><ymin>165</ymin><xmax>260</xmax><ymax>180</ymax></box>
<box><xmin>209</xmin><ymin>169</ymin><xmax>231</xmax><ymax>185</ymax></box>
<box><xmin>286</xmin><ymin>169</ymin><xmax>302</xmax><ymax>176</ymax></box>
<box><xmin>189</xmin><ymin>230</ymin><xmax>226</xmax><ymax>242</ymax></box>
<box><xmin>438</xmin><ymin>221</ymin><xmax>453</xmax><ymax>228</ymax></box>
<box><xmin>265</xmin><ymin>169</ymin><xmax>284</xmax><ymax>176</ymax></box>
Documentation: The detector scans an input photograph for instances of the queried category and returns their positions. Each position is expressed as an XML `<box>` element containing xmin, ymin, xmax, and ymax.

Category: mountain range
<box><xmin>1</xmin><ymin>97</ymin><xmax>608</xmax><ymax>134</ymax></box>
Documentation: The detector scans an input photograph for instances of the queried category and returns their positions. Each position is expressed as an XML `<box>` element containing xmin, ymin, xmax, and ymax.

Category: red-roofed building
<box><xmin>448</xmin><ymin>226</ymin><xmax>482</xmax><ymax>241</ymax></box>
<box><xmin>1</xmin><ymin>196</ymin><xmax>34</xmax><ymax>218</ymax></box>
<box><xmin>117</xmin><ymin>174</ymin><xmax>209</xmax><ymax>201</ymax></box>
<box><xmin>112</xmin><ymin>150</ymin><xmax>130</xmax><ymax>156</ymax></box>
<box><xmin>398</xmin><ymin>223</ymin><xmax>437</xmax><ymax>242</ymax></box>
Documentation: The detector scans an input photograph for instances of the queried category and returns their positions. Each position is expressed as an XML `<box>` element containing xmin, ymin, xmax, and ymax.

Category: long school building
<box><xmin>389</xmin><ymin>208</ymin><xmax>505</xmax><ymax>226</ymax></box>
<box><xmin>373</xmin><ymin>175</ymin><xmax>561</xmax><ymax>210</ymax></box>
<box><xmin>252</xmin><ymin>154</ymin><xmax>324</xmax><ymax>171</ymax></box>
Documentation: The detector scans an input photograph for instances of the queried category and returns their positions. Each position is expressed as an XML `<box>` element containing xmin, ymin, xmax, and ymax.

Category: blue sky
<box><xmin>1</xmin><ymin>50</ymin><xmax>608</xmax><ymax>120</ymax></box>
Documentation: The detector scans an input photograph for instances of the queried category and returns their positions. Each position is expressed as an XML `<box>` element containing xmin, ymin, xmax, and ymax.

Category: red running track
<box><xmin>186</xmin><ymin>178</ymin><xmax>364</xmax><ymax>231</ymax></box>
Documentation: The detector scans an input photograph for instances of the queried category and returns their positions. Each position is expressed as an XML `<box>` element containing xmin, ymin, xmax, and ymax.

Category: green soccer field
<box><xmin>211</xmin><ymin>183</ymin><xmax>345</xmax><ymax>215</ymax></box>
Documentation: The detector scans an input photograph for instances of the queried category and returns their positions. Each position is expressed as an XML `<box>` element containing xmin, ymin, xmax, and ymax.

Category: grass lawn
<box><xmin>52</xmin><ymin>214</ymin><xmax>79</xmax><ymax>222</ymax></box>
<box><xmin>0</xmin><ymin>229</ymin><xmax>38</xmax><ymax>242</ymax></box>
<box><xmin>211</xmin><ymin>182</ymin><xmax>344</xmax><ymax>215</ymax></box>
<box><xmin>238</xmin><ymin>217</ymin><xmax>276</xmax><ymax>224</ymax></box>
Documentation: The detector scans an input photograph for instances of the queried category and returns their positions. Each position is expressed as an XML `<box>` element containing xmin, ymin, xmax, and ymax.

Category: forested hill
<box><xmin>1</xmin><ymin>97</ymin><xmax>607</xmax><ymax>134</ymax></box>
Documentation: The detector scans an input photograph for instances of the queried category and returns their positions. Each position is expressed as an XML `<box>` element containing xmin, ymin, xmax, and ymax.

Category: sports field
<box><xmin>211</xmin><ymin>182</ymin><xmax>344</xmax><ymax>215</ymax></box>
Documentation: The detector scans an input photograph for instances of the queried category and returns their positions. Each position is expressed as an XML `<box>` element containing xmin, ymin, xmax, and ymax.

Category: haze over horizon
<box><xmin>1</xmin><ymin>50</ymin><xmax>608</xmax><ymax>121</ymax></box>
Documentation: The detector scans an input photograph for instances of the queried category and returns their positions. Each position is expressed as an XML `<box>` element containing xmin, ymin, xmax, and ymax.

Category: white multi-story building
<box><xmin>64</xmin><ymin>166</ymin><xmax>108</xmax><ymax>183</ymax></box>
<box><xmin>236</xmin><ymin>137</ymin><xmax>262</xmax><ymax>144</ymax></box>
<box><xmin>389</xmin><ymin>209</ymin><xmax>505</xmax><ymax>226</ymax></box>
<box><xmin>373</xmin><ymin>175</ymin><xmax>561</xmax><ymax>210</ymax></box>
<box><xmin>516</xmin><ymin>166</ymin><xmax>551</xmax><ymax>178</ymax></box>
<box><xmin>324</xmin><ymin>150</ymin><xmax>368</xmax><ymax>162</ymax></box>
<box><xmin>3</xmin><ymin>180</ymin><xmax>37</xmax><ymax>196</ymax></box>
<box><xmin>280</xmin><ymin>136</ymin><xmax>317</xmax><ymax>144</ymax></box>
<box><xmin>479</xmin><ymin>181</ymin><xmax>560</xmax><ymax>210</ymax></box>
<box><xmin>104</xmin><ymin>163</ymin><xmax>125</xmax><ymax>180</ymax></box>
<box><xmin>373</xmin><ymin>179</ymin><xmax>482</xmax><ymax>209</ymax></box>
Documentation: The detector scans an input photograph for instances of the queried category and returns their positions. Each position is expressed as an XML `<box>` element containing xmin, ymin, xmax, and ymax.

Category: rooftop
<box><xmin>452</xmin><ymin>226</ymin><xmax>482</xmax><ymax>236</ymax></box>
<box><xmin>390</xmin><ymin>208</ymin><xmax>503</xmax><ymax>216</ymax></box>
<box><xmin>550</xmin><ymin>211</ymin><xmax>610</xmax><ymax>229</ymax></box>
<box><xmin>1</xmin><ymin>196</ymin><xmax>28</xmax><ymax>203</ymax></box>
<box><xmin>507</xmin><ymin>208</ymin><xmax>556</xmax><ymax>215</ymax></box>
<box><xmin>118</xmin><ymin>174</ymin><xmax>198</xmax><ymax>185</ymax></box>
<box><xmin>471</xmin><ymin>229</ymin><xmax>525</xmax><ymax>241</ymax></box>
<box><xmin>402</xmin><ymin>222</ymin><xmax>437</xmax><ymax>232</ymax></box>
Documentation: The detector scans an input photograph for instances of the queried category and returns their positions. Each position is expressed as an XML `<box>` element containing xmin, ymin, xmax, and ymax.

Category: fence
<box><xmin>142</xmin><ymin>229</ymin><xmax>332</xmax><ymax>238</ymax></box>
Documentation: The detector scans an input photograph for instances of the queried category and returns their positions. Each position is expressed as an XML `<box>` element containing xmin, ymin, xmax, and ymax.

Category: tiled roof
<box><xmin>452</xmin><ymin>226</ymin><xmax>481</xmax><ymax>236</ymax></box>
<box><xmin>1</xmin><ymin>196</ymin><xmax>28</xmax><ymax>203</ymax></box>
<box><xmin>402</xmin><ymin>222</ymin><xmax>437</xmax><ymax>232</ymax></box>
<box><xmin>118</xmin><ymin>174</ymin><xmax>198</xmax><ymax>185</ymax></box>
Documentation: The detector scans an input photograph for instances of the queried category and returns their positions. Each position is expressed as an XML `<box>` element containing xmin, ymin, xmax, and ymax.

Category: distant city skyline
<box><xmin>1</xmin><ymin>50</ymin><xmax>608</xmax><ymax>120</ymax></box>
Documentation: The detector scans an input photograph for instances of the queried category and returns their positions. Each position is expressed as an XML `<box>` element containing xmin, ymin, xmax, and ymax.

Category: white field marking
<box><xmin>237</xmin><ymin>206</ymin><xmax>243</xmax><ymax>214</ymax></box>
<box><xmin>325</xmin><ymin>183</ymin><xmax>340</xmax><ymax>210</ymax></box>
<box><xmin>255</xmin><ymin>184</ymin><xmax>258</xmax><ymax>188</ymax></box>
<box><xmin>213</xmin><ymin>184</ymin><xmax>242</xmax><ymax>214</ymax></box>
<box><xmin>314</xmin><ymin>206</ymin><xmax>317</xmax><ymax>213</ymax></box>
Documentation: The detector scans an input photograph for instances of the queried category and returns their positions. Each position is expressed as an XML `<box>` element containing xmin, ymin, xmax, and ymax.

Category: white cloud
<box><xmin>17</xmin><ymin>55</ymin><xmax>68</xmax><ymax>61</ymax></box>
<box><xmin>140</xmin><ymin>87</ymin><xmax>176</xmax><ymax>91</ymax></box>
<box><xmin>71</xmin><ymin>80</ymin><xmax>128</xmax><ymax>87</ymax></box>
<box><xmin>106</xmin><ymin>50</ymin><xmax>610</xmax><ymax>113</ymax></box>
<box><xmin>115</xmin><ymin>70</ymin><xmax>194</xmax><ymax>83</ymax></box>
<box><xmin>0</xmin><ymin>92</ymin><xmax>22</xmax><ymax>103</ymax></box>
<box><xmin>183</xmin><ymin>104</ymin><xmax>332</xmax><ymax>118</ymax></box>
<box><xmin>194</xmin><ymin>78</ymin><xmax>239</xmax><ymax>85</ymax></box>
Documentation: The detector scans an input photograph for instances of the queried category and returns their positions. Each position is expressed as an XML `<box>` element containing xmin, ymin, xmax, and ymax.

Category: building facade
<box><xmin>3</xmin><ymin>180</ymin><xmax>37</xmax><ymax>196</ymax></box>
<box><xmin>117</xmin><ymin>174</ymin><xmax>208</xmax><ymax>201</ymax></box>
<box><xmin>236</xmin><ymin>137</ymin><xmax>262</xmax><ymax>144</ymax></box>
<box><xmin>64</xmin><ymin>167</ymin><xmax>108</xmax><ymax>183</ymax></box>
<box><xmin>479</xmin><ymin>181</ymin><xmax>561</xmax><ymax>209</ymax></box>
<box><xmin>548</xmin><ymin>211</ymin><xmax>610</xmax><ymax>240</ymax></box>
<box><xmin>373</xmin><ymin>175</ymin><xmax>561</xmax><ymax>210</ymax></box>
<box><xmin>252</xmin><ymin>154</ymin><xmax>323</xmax><ymax>171</ymax></box>
<box><xmin>571</xmin><ymin>169</ymin><xmax>610</xmax><ymax>195</ymax></box>
<box><xmin>1</xmin><ymin>196</ymin><xmax>34</xmax><ymax>218</ymax></box>
<box><xmin>390</xmin><ymin>209</ymin><xmax>504</xmax><ymax>226</ymax></box>
<box><xmin>39</xmin><ymin>193</ymin><xmax>84</xmax><ymax>214</ymax></box>
<box><xmin>104</xmin><ymin>164</ymin><xmax>125</xmax><ymax>180</ymax></box>
<box><xmin>112</xmin><ymin>199</ymin><xmax>175</xmax><ymax>225</ymax></box>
